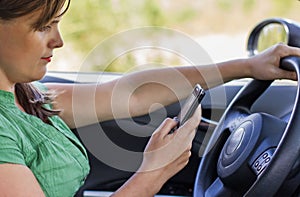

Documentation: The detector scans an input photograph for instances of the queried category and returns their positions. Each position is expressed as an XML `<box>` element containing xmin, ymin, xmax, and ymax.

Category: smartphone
<box><xmin>170</xmin><ymin>84</ymin><xmax>205</xmax><ymax>133</ymax></box>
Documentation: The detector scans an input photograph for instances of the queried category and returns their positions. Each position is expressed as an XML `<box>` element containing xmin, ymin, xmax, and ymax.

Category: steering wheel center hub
<box><xmin>226</xmin><ymin>127</ymin><xmax>245</xmax><ymax>155</ymax></box>
<box><xmin>219</xmin><ymin>118</ymin><xmax>259</xmax><ymax>170</ymax></box>
<box><xmin>216</xmin><ymin>114</ymin><xmax>264</xmax><ymax>190</ymax></box>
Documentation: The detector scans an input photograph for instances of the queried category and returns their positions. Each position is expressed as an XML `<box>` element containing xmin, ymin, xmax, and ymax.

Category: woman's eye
<box><xmin>39</xmin><ymin>26</ymin><xmax>51</xmax><ymax>32</ymax></box>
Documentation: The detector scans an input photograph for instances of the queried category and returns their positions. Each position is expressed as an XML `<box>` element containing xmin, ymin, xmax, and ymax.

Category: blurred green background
<box><xmin>51</xmin><ymin>0</ymin><xmax>300</xmax><ymax>73</ymax></box>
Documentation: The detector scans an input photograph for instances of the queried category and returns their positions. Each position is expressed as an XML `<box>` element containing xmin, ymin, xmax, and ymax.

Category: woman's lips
<box><xmin>41</xmin><ymin>56</ymin><xmax>52</xmax><ymax>62</ymax></box>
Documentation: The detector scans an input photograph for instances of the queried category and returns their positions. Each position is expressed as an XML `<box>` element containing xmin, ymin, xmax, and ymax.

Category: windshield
<box><xmin>50</xmin><ymin>0</ymin><xmax>300</xmax><ymax>74</ymax></box>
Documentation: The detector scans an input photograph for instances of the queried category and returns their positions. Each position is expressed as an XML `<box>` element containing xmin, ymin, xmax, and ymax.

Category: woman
<box><xmin>0</xmin><ymin>0</ymin><xmax>299</xmax><ymax>197</ymax></box>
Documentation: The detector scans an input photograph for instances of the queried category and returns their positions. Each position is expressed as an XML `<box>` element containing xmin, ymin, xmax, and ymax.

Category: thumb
<box><xmin>278</xmin><ymin>69</ymin><xmax>297</xmax><ymax>81</ymax></box>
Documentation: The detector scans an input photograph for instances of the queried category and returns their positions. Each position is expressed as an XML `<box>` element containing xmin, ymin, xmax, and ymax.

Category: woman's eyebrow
<box><xmin>50</xmin><ymin>15</ymin><xmax>63</xmax><ymax>24</ymax></box>
<box><xmin>51</xmin><ymin>19</ymin><xmax>61</xmax><ymax>25</ymax></box>
<box><xmin>50</xmin><ymin>19</ymin><xmax>60</xmax><ymax>25</ymax></box>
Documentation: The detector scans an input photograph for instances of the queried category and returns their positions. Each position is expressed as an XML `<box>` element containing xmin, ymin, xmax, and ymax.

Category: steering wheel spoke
<box><xmin>205</xmin><ymin>178</ymin><xmax>239</xmax><ymax>197</ymax></box>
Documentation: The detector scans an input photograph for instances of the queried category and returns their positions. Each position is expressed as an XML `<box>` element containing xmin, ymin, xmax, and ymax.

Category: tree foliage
<box><xmin>56</xmin><ymin>0</ymin><xmax>300</xmax><ymax>72</ymax></box>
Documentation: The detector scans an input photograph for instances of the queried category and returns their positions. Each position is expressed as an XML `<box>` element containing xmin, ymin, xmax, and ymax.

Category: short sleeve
<box><xmin>0</xmin><ymin>130</ymin><xmax>26</xmax><ymax>165</ymax></box>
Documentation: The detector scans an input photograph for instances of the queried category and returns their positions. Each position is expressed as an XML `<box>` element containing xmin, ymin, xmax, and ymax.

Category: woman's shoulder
<box><xmin>0</xmin><ymin>111</ymin><xmax>25</xmax><ymax>142</ymax></box>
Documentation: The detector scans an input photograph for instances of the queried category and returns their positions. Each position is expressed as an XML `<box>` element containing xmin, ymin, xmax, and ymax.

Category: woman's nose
<box><xmin>48</xmin><ymin>30</ymin><xmax>64</xmax><ymax>49</ymax></box>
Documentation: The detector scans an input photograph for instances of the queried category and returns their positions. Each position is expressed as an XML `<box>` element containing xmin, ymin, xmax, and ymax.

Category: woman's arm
<box><xmin>0</xmin><ymin>164</ymin><xmax>45</xmax><ymax>197</ymax></box>
<box><xmin>46</xmin><ymin>44</ymin><xmax>300</xmax><ymax>128</ymax></box>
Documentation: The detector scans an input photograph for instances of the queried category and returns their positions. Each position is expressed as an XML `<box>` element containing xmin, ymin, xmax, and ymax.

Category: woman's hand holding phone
<box><xmin>135</xmin><ymin>85</ymin><xmax>204</xmax><ymax>194</ymax></box>
<box><xmin>170</xmin><ymin>84</ymin><xmax>205</xmax><ymax>133</ymax></box>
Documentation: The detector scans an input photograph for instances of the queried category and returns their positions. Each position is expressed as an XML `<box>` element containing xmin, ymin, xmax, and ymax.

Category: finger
<box><xmin>175</xmin><ymin>150</ymin><xmax>192</xmax><ymax>167</ymax></box>
<box><xmin>175</xmin><ymin>118</ymin><xmax>200</xmax><ymax>143</ymax></box>
<box><xmin>282</xmin><ymin>45</ymin><xmax>300</xmax><ymax>57</ymax></box>
<box><xmin>269</xmin><ymin>61</ymin><xmax>298</xmax><ymax>80</ymax></box>
<box><xmin>270</xmin><ymin>44</ymin><xmax>300</xmax><ymax>59</ymax></box>
<box><xmin>179</xmin><ymin>105</ymin><xmax>202</xmax><ymax>132</ymax></box>
<box><xmin>174</xmin><ymin>106</ymin><xmax>201</xmax><ymax>145</ymax></box>
<box><xmin>278</xmin><ymin>69</ymin><xmax>298</xmax><ymax>81</ymax></box>
<box><xmin>153</xmin><ymin>117</ymin><xmax>178</xmax><ymax>138</ymax></box>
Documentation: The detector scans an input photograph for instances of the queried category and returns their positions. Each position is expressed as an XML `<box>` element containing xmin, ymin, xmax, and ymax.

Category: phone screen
<box><xmin>169</xmin><ymin>84</ymin><xmax>205</xmax><ymax>134</ymax></box>
<box><xmin>177</xmin><ymin>84</ymin><xmax>205</xmax><ymax>126</ymax></box>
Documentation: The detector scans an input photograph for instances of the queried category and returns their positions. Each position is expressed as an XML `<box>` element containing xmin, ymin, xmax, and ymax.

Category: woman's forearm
<box><xmin>114</xmin><ymin>58</ymin><xmax>249</xmax><ymax>118</ymax></box>
<box><xmin>111</xmin><ymin>171</ymin><xmax>164</xmax><ymax>197</ymax></box>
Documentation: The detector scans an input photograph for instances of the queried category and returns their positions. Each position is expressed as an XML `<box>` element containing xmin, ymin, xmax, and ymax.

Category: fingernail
<box><xmin>173</xmin><ymin>116</ymin><xmax>179</xmax><ymax>123</ymax></box>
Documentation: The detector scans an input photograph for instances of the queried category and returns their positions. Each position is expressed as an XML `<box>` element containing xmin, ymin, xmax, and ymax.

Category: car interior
<box><xmin>41</xmin><ymin>18</ymin><xmax>300</xmax><ymax>197</ymax></box>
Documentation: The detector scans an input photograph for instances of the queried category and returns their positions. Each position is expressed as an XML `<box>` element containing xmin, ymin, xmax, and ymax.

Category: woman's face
<box><xmin>0</xmin><ymin>11</ymin><xmax>64</xmax><ymax>88</ymax></box>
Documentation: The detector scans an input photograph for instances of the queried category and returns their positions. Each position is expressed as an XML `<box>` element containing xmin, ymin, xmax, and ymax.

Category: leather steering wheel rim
<box><xmin>194</xmin><ymin>56</ymin><xmax>300</xmax><ymax>197</ymax></box>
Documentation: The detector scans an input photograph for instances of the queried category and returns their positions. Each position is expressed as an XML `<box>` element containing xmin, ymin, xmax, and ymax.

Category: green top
<box><xmin>0</xmin><ymin>87</ymin><xmax>90</xmax><ymax>197</ymax></box>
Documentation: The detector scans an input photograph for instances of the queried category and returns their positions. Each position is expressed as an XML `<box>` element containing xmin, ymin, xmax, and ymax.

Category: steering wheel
<box><xmin>193</xmin><ymin>56</ymin><xmax>300</xmax><ymax>196</ymax></box>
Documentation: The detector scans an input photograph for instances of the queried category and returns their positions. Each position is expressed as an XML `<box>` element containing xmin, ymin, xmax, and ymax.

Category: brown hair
<box><xmin>15</xmin><ymin>83</ymin><xmax>60</xmax><ymax>123</ymax></box>
<box><xmin>0</xmin><ymin>0</ymin><xmax>71</xmax><ymax>123</ymax></box>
